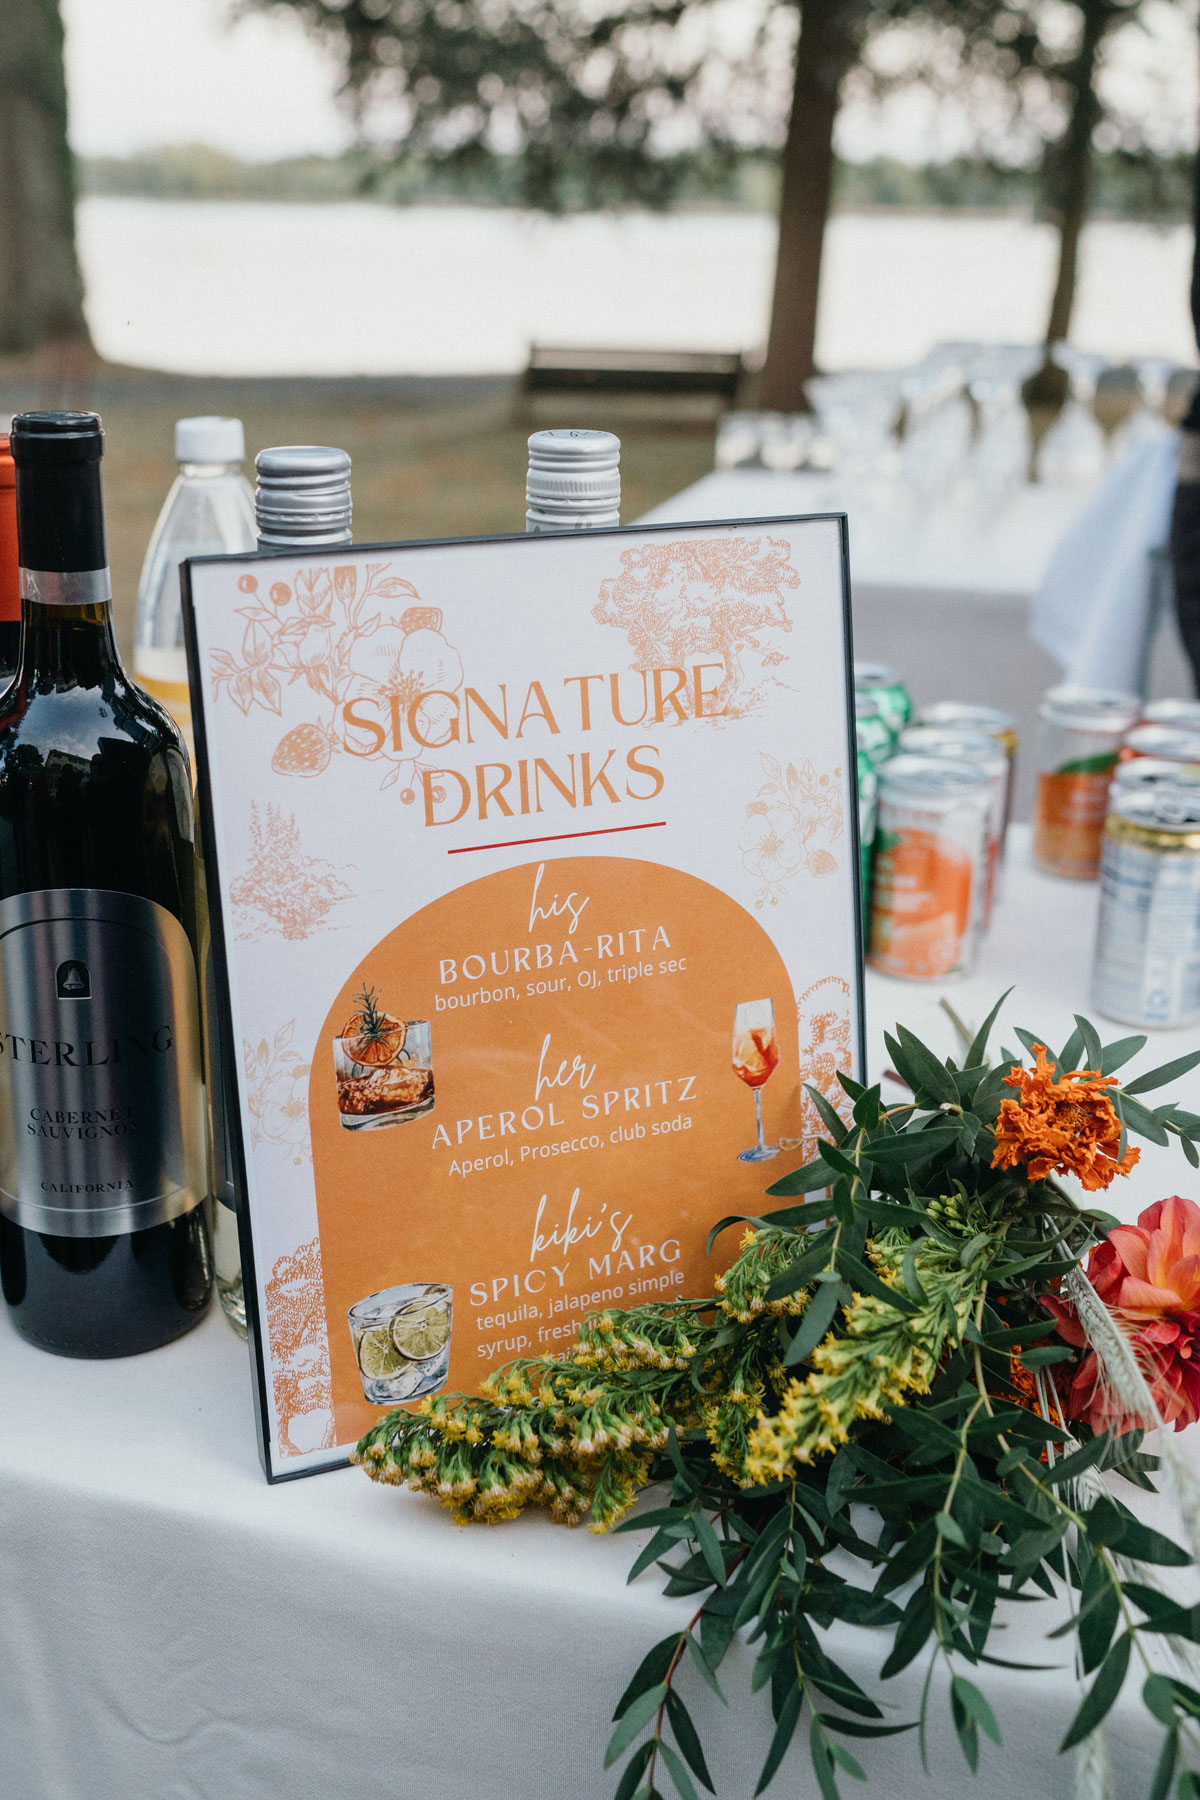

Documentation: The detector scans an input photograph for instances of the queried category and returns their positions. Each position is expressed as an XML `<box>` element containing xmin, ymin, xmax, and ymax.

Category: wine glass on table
<box><xmin>732</xmin><ymin>999</ymin><xmax>780</xmax><ymax>1163</ymax></box>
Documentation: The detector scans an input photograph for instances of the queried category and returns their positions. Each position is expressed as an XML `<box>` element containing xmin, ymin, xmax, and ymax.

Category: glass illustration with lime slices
<box><xmin>349</xmin><ymin>1282</ymin><xmax>453</xmax><ymax>1404</ymax></box>
<box><xmin>333</xmin><ymin>986</ymin><xmax>434</xmax><ymax>1130</ymax></box>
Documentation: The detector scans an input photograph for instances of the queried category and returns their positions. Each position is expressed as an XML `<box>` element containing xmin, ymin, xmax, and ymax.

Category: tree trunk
<box><xmin>1041</xmin><ymin>0</ymin><xmax>1111</xmax><ymax>352</ymax></box>
<box><xmin>758</xmin><ymin>0</ymin><xmax>861</xmax><ymax>411</ymax></box>
<box><xmin>0</xmin><ymin>0</ymin><xmax>91</xmax><ymax>354</ymax></box>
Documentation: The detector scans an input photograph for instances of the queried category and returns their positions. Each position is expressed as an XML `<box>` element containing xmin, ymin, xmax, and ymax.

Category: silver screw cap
<box><xmin>256</xmin><ymin>445</ymin><xmax>352</xmax><ymax>548</ymax></box>
<box><xmin>526</xmin><ymin>428</ymin><xmax>620</xmax><ymax>532</ymax></box>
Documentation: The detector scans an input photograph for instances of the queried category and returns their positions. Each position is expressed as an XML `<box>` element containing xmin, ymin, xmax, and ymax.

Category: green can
<box><xmin>855</xmin><ymin>693</ymin><xmax>894</xmax><ymax>770</ymax></box>
<box><xmin>854</xmin><ymin>661</ymin><xmax>911</xmax><ymax>740</ymax></box>
<box><xmin>856</xmin><ymin>748</ymin><xmax>878</xmax><ymax>926</ymax></box>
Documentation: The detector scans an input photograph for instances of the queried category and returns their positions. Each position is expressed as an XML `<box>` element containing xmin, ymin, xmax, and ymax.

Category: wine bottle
<box><xmin>525</xmin><ymin>429</ymin><xmax>620</xmax><ymax>532</ymax></box>
<box><xmin>0</xmin><ymin>412</ymin><xmax>212</xmax><ymax>1357</ymax></box>
<box><xmin>0</xmin><ymin>435</ymin><xmax>19</xmax><ymax>682</ymax></box>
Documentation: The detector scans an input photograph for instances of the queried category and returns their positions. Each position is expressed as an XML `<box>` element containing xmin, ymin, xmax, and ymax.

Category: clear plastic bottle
<box><xmin>135</xmin><ymin>416</ymin><xmax>256</xmax><ymax>760</ymax></box>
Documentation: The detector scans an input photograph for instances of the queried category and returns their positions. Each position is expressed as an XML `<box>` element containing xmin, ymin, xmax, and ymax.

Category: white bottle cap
<box><xmin>526</xmin><ymin>428</ymin><xmax>621</xmax><ymax>532</ymax></box>
<box><xmin>175</xmin><ymin>415</ymin><xmax>245</xmax><ymax>464</ymax></box>
<box><xmin>255</xmin><ymin>445</ymin><xmax>352</xmax><ymax>548</ymax></box>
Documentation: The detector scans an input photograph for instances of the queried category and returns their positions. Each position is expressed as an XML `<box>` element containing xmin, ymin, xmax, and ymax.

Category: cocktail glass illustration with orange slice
<box><xmin>348</xmin><ymin>1282</ymin><xmax>453</xmax><ymax>1404</ymax></box>
<box><xmin>333</xmin><ymin>985</ymin><xmax>434</xmax><ymax>1130</ymax></box>
<box><xmin>732</xmin><ymin>998</ymin><xmax>781</xmax><ymax>1163</ymax></box>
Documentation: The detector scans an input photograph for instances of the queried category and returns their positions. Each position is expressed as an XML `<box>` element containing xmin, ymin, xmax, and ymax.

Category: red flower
<box><xmin>1044</xmin><ymin>1196</ymin><xmax>1200</xmax><ymax>1433</ymax></box>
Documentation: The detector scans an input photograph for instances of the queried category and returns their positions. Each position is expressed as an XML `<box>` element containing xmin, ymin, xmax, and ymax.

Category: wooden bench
<box><xmin>519</xmin><ymin>345</ymin><xmax>746</xmax><ymax>419</ymax></box>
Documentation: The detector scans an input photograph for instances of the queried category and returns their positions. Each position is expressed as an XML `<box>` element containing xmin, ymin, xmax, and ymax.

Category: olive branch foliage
<box><xmin>356</xmin><ymin>995</ymin><xmax>1200</xmax><ymax>1799</ymax></box>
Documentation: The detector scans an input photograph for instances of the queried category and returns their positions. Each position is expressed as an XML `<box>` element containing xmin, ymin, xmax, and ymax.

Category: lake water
<box><xmin>77</xmin><ymin>196</ymin><xmax>1194</xmax><ymax>377</ymax></box>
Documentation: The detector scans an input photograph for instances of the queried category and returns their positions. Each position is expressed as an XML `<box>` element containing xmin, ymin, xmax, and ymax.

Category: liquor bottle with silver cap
<box><xmin>0</xmin><ymin>412</ymin><xmax>212</xmax><ymax>1356</ymax></box>
<box><xmin>255</xmin><ymin>444</ymin><xmax>353</xmax><ymax>549</ymax></box>
<box><xmin>206</xmin><ymin>443</ymin><xmax>354</xmax><ymax>1338</ymax></box>
<box><xmin>525</xmin><ymin>429</ymin><xmax>620</xmax><ymax>532</ymax></box>
<box><xmin>135</xmin><ymin>416</ymin><xmax>256</xmax><ymax>761</ymax></box>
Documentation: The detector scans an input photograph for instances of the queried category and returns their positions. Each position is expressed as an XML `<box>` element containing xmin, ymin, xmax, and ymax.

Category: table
<box><xmin>639</xmin><ymin>470</ymin><xmax>1194</xmax><ymax>818</ymax></box>
<box><xmin>3</xmin><ymin>828</ymin><xmax>1197</xmax><ymax>1800</ymax></box>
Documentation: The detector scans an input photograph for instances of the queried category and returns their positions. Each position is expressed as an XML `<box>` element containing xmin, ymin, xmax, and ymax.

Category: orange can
<box><xmin>868</xmin><ymin>755</ymin><xmax>990</xmax><ymax>980</ymax></box>
<box><xmin>1032</xmin><ymin>687</ymin><xmax>1141</xmax><ymax>879</ymax></box>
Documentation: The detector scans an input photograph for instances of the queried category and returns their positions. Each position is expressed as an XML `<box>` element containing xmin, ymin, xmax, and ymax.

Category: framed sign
<box><xmin>183</xmin><ymin>514</ymin><xmax>864</xmax><ymax>1482</ymax></box>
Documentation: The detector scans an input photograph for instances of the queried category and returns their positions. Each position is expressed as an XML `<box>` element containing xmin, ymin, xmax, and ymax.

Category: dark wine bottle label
<box><xmin>0</xmin><ymin>889</ymin><xmax>208</xmax><ymax>1236</ymax></box>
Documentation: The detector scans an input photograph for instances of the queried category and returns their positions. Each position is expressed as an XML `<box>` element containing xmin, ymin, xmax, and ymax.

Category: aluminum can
<box><xmin>856</xmin><ymin>749</ymin><xmax>878</xmax><ymax>927</ymax></box>
<box><xmin>1112</xmin><ymin>758</ymin><xmax>1200</xmax><ymax>797</ymax></box>
<box><xmin>1091</xmin><ymin>788</ymin><xmax>1200</xmax><ymax>1028</ymax></box>
<box><xmin>854</xmin><ymin>661</ymin><xmax>910</xmax><ymax>739</ymax></box>
<box><xmin>855</xmin><ymin>693</ymin><xmax>894</xmax><ymax>769</ymax></box>
<box><xmin>1031</xmin><ymin>686</ymin><xmax>1141</xmax><ymax>880</ymax></box>
<box><xmin>897</xmin><ymin>725</ymin><xmax>1008</xmax><ymax>924</ymax></box>
<box><xmin>1139</xmin><ymin>699</ymin><xmax>1200</xmax><ymax>733</ymax></box>
<box><xmin>1119</xmin><ymin>724</ymin><xmax>1200</xmax><ymax>770</ymax></box>
<box><xmin>912</xmin><ymin>701</ymin><xmax>1019</xmax><ymax>826</ymax></box>
<box><xmin>868</xmin><ymin>755</ymin><xmax>990</xmax><ymax>980</ymax></box>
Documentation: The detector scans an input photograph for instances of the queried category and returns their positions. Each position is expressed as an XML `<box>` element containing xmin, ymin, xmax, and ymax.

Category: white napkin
<box><xmin>1030</xmin><ymin>429</ymin><xmax>1180</xmax><ymax>691</ymax></box>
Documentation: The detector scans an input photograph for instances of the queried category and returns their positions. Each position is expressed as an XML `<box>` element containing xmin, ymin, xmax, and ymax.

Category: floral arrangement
<box><xmin>355</xmin><ymin>998</ymin><xmax>1200</xmax><ymax>1798</ymax></box>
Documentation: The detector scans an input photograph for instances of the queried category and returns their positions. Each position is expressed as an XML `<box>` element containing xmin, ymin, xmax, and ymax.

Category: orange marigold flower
<box><xmin>1044</xmin><ymin>1196</ymin><xmax>1200</xmax><ymax>1433</ymax></box>
<box><xmin>990</xmin><ymin>1043</ymin><xmax>1139</xmax><ymax>1192</ymax></box>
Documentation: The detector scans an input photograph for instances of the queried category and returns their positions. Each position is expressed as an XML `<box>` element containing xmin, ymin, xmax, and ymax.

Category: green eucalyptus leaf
<box><xmin>614</xmin><ymin>1636</ymin><xmax>682</xmax><ymax>1719</ymax></box>
<box><xmin>895</xmin><ymin>1024</ymin><xmax>960</xmax><ymax>1105</ymax></box>
<box><xmin>1122</xmin><ymin>1048</ymin><xmax>1200</xmax><ymax>1096</ymax></box>
<box><xmin>666</xmin><ymin>1689</ymin><xmax>715</xmax><ymax>1793</ymax></box>
<box><xmin>1059</xmin><ymin>1633</ymin><xmax>1131</xmax><ymax>1750</ymax></box>
<box><xmin>966</xmin><ymin>988</ymin><xmax>1014</xmax><ymax>1069</ymax></box>
<box><xmin>614</xmin><ymin>1742</ymin><xmax>656</xmax><ymax>1800</ymax></box>
<box><xmin>836</xmin><ymin>1248</ymin><xmax>920</xmax><ymax>1313</ymax></box>
<box><xmin>863</xmin><ymin>1125</ymin><xmax>961</xmax><ymax>1165</ymax></box>
<box><xmin>951</xmin><ymin>1676</ymin><xmax>1001</xmax><ymax>1746</ymax></box>
<box><xmin>807</xmin><ymin>1083</ymin><xmax>850</xmax><ymax>1143</ymax></box>
<box><xmin>784</xmin><ymin>1277</ymin><xmax>843</xmax><ymax>1365</ymax></box>
<box><xmin>1148</xmin><ymin>1728</ymin><xmax>1178</xmax><ymax>1800</ymax></box>
<box><xmin>1072</xmin><ymin>1014</ymin><xmax>1104</xmax><ymax>1072</ymax></box>
<box><xmin>1058</xmin><ymin>1023</ymin><xmax>1085</xmax><ymax>1072</ymax></box>
<box><xmin>819</xmin><ymin>1141</ymin><xmax>864</xmax><ymax>1181</ymax></box>
<box><xmin>1041</xmin><ymin>1433</ymin><xmax>1112</xmax><ymax>1488</ymax></box>
<box><xmin>1114</xmin><ymin>1092</ymin><xmax>1171</xmax><ymax>1147</ymax></box>
<box><xmin>1018</xmin><ymin>1345</ymin><xmax>1075</xmax><ymax>1369</ymax></box>
<box><xmin>1099</xmin><ymin>1033</ymin><xmax>1148</xmax><ymax>1074</ymax></box>
<box><xmin>684</xmin><ymin>1633</ymin><xmax>727</xmax><ymax>1705</ymax></box>
<box><xmin>605</xmin><ymin>1684</ymin><xmax>668</xmax><ymax>1766</ymax></box>
<box><xmin>657</xmin><ymin>1741</ymin><xmax>704</xmax><ymax>1800</ymax></box>
<box><xmin>763</xmin><ymin>1239</ymin><xmax>837</xmax><ymax>1303</ymax></box>
<box><xmin>761</xmin><ymin>1161</ymin><xmax>833</xmax><ymax>1199</ymax></box>
<box><xmin>1078</xmin><ymin>1560</ymin><xmax>1120</xmax><ymax>1674</ymax></box>
<box><xmin>754</xmin><ymin>1685</ymin><xmax>802</xmax><ymax>1796</ymax></box>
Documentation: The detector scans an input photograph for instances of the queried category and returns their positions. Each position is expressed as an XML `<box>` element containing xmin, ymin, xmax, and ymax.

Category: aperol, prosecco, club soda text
<box><xmin>0</xmin><ymin>413</ymin><xmax>211</xmax><ymax>1357</ymax></box>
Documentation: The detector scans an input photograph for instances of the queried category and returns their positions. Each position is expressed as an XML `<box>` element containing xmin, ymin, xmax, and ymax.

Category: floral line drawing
<box><xmin>740</xmin><ymin>751</ymin><xmax>843</xmax><ymax>908</ymax></box>
<box><xmin>782</xmin><ymin>977</ymin><xmax>854</xmax><ymax>1165</ymax></box>
<box><xmin>209</xmin><ymin>561</ymin><xmax>463</xmax><ymax>795</ymax></box>
<box><xmin>593</xmin><ymin>536</ymin><xmax>798</xmax><ymax>721</ymax></box>
<box><xmin>264</xmin><ymin>1237</ymin><xmax>335</xmax><ymax>1459</ymax></box>
<box><xmin>243</xmin><ymin>1020</ymin><xmax>312</xmax><ymax>1166</ymax></box>
<box><xmin>230</xmin><ymin>802</ymin><xmax>354</xmax><ymax>941</ymax></box>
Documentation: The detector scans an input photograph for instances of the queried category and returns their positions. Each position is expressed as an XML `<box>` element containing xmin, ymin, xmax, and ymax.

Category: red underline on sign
<box><xmin>448</xmin><ymin>821</ymin><xmax>668</xmax><ymax>855</ymax></box>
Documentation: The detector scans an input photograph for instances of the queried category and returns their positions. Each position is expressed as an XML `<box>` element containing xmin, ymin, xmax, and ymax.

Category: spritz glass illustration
<box><xmin>732</xmin><ymin>998</ymin><xmax>780</xmax><ymax>1163</ymax></box>
<box><xmin>348</xmin><ymin>1282</ymin><xmax>453</xmax><ymax>1404</ymax></box>
<box><xmin>333</xmin><ymin>986</ymin><xmax>434</xmax><ymax>1130</ymax></box>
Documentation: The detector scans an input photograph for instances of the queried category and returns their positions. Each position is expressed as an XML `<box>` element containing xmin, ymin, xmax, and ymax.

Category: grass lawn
<box><xmin>0</xmin><ymin>363</ymin><xmax>719</xmax><ymax>656</ymax></box>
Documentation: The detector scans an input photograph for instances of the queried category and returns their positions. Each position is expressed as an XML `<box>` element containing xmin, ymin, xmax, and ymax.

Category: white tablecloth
<box><xmin>639</xmin><ymin>471</ymin><xmax>1195</xmax><ymax>818</ymax></box>
<box><xmin>4</xmin><ymin>828</ymin><xmax>1198</xmax><ymax>1800</ymax></box>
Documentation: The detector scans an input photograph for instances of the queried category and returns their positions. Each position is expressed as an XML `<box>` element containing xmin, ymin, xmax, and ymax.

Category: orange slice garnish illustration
<box><xmin>340</xmin><ymin>994</ymin><xmax>407</xmax><ymax>1067</ymax></box>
